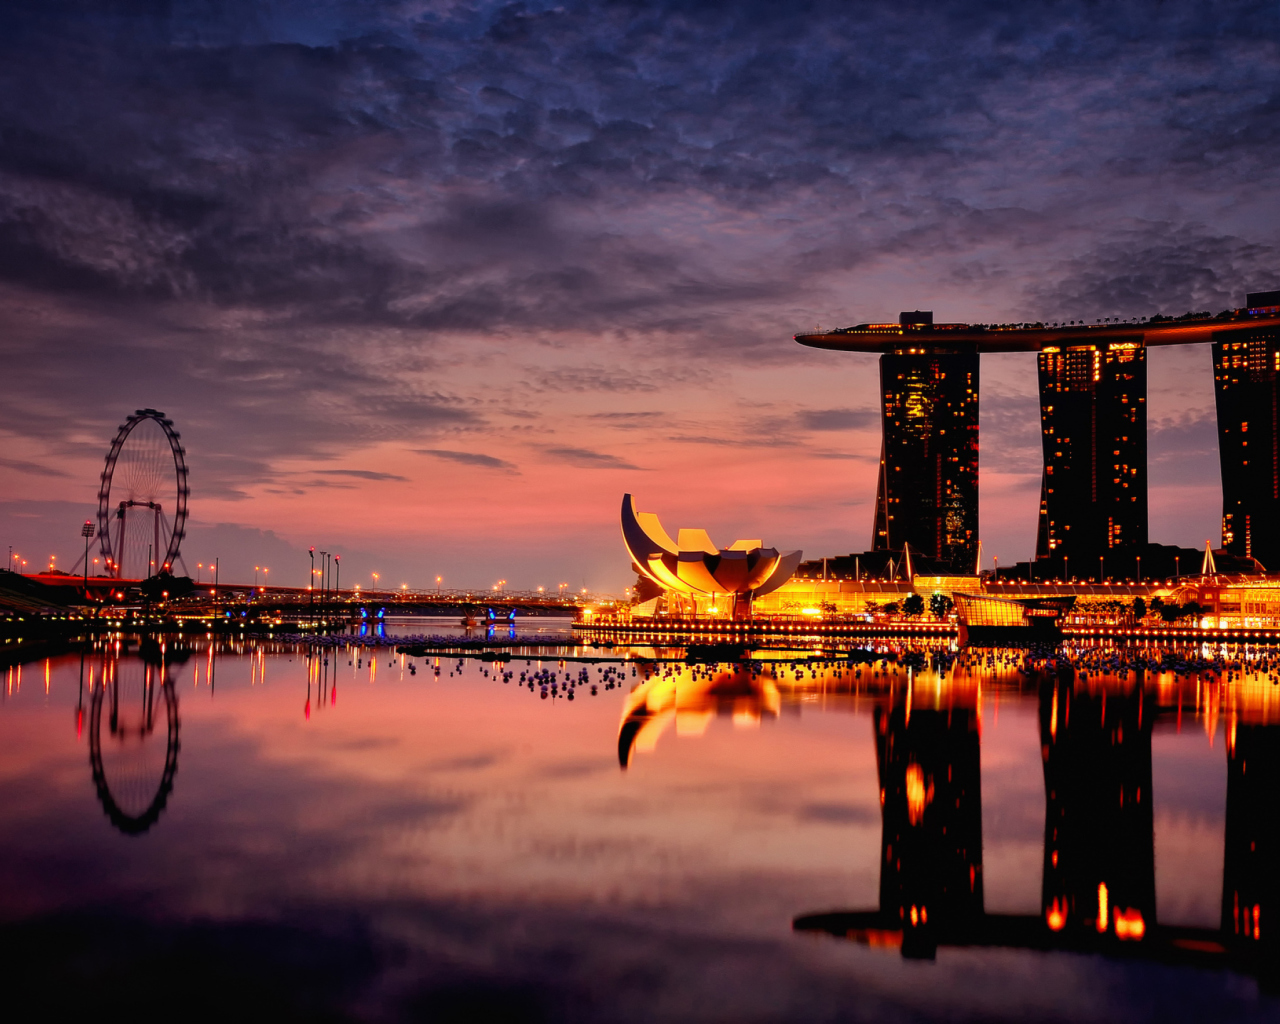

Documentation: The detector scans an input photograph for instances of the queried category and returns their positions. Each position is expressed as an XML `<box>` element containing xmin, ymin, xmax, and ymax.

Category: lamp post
<box><xmin>309</xmin><ymin>547</ymin><xmax>315</xmax><ymax>622</ymax></box>
<box><xmin>1175</xmin><ymin>555</ymin><xmax>1180</xmax><ymax>581</ymax></box>
<box><xmin>436</xmin><ymin>575</ymin><xmax>442</xmax><ymax>594</ymax></box>
<box><xmin>81</xmin><ymin>521</ymin><xmax>94</xmax><ymax>600</ymax></box>
<box><xmin>1064</xmin><ymin>555</ymin><xmax>1069</xmax><ymax>582</ymax></box>
<box><xmin>1136</xmin><ymin>555</ymin><xmax>1141</xmax><ymax>583</ymax></box>
<box><xmin>333</xmin><ymin>557</ymin><xmax>339</xmax><ymax>604</ymax></box>
<box><xmin>1099</xmin><ymin>555</ymin><xmax>1104</xmax><ymax>584</ymax></box>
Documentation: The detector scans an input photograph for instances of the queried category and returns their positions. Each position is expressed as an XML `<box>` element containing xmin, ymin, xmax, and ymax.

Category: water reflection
<box><xmin>795</xmin><ymin>665</ymin><xmax>1278</xmax><ymax>986</ymax></box>
<box><xmin>88</xmin><ymin>650</ymin><xmax>180</xmax><ymax>835</ymax></box>
<box><xmin>618</xmin><ymin>662</ymin><xmax>780</xmax><ymax>766</ymax></box>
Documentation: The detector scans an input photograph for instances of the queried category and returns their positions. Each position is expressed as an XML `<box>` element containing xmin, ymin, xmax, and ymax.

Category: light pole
<box><xmin>436</xmin><ymin>575</ymin><xmax>442</xmax><ymax>594</ymax></box>
<box><xmin>81</xmin><ymin>521</ymin><xmax>94</xmax><ymax>599</ymax></box>
<box><xmin>1175</xmin><ymin>555</ymin><xmax>1180</xmax><ymax>581</ymax></box>
<box><xmin>1099</xmin><ymin>555</ymin><xmax>1104</xmax><ymax>583</ymax></box>
<box><xmin>333</xmin><ymin>557</ymin><xmax>339</xmax><ymax>603</ymax></box>
<box><xmin>1136</xmin><ymin>555</ymin><xmax>1141</xmax><ymax>583</ymax></box>
<box><xmin>1064</xmin><ymin>555</ymin><xmax>1069</xmax><ymax>582</ymax></box>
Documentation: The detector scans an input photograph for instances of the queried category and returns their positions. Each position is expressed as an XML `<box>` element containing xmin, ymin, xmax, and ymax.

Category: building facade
<box><xmin>1212</xmin><ymin>320</ymin><xmax>1280</xmax><ymax>569</ymax></box>
<box><xmin>1035</xmin><ymin>342</ymin><xmax>1147</xmax><ymax>568</ymax></box>
<box><xmin>875</xmin><ymin>343</ymin><xmax>979</xmax><ymax>572</ymax></box>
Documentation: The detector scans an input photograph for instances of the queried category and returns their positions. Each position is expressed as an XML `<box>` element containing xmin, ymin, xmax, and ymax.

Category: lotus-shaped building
<box><xmin>621</xmin><ymin>494</ymin><xmax>802</xmax><ymax>601</ymax></box>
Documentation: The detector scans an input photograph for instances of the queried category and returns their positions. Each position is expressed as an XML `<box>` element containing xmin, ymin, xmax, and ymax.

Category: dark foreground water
<box><xmin>1</xmin><ymin>632</ymin><xmax>1277</xmax><ymax>1023</ymax></box>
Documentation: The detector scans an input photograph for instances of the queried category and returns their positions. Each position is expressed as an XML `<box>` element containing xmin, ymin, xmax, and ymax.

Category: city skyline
<box><xmin>2</xmin><ymin>2</ymin><xmax>1279</xmax><ymax>588</ymax></box>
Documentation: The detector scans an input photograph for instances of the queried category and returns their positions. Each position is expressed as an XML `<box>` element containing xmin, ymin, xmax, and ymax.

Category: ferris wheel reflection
<box><xmin>89</xmin><ymin>654</ymin><xmax>180</xmax><ymax>836</ymax></box>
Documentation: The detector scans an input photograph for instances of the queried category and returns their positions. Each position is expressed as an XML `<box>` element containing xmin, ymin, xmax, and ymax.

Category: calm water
<box><xmin>1</xmin><ymin>635</ymin><xmax>1276</xmax><ymax>1023</ymax></box>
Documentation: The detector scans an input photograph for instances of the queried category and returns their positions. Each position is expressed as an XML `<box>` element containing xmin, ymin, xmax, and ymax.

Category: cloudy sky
<box><xmin>2</xmin><ymin>0</ymin><xmax>1278</xmax><ymax>589</ymax></box>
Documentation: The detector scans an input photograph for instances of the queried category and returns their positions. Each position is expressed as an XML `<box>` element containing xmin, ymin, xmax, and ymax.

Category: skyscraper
<box><xmin>1035</xmin><ymin>342</ymin><xmax>1147</xmax><ymax>568</ymax></box>
<box><xmin>1213</xmin><ymin>306</ymin><xmax>1280</xmax><ymax>568</ymax></box>
<box><xmin>873</xmin><ymin>316</ymin><xmax>979</xmax><ymax>571</ymax></box>
<box><xmin>795</xmin><ymin>297</ymin><xmax>1280</xmax><ymax>575</ymax></box>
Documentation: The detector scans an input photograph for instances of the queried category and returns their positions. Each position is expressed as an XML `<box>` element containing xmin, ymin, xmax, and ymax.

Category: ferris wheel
<box><xmin>97</xmin><ymin>409</ymin><xmax>189</xmax><ymax>579</ymax></box>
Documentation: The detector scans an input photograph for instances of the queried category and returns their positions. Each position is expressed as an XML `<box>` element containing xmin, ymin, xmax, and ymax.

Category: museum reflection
<box><xmin>784</xmin><ymin>663</ymin><xmax>1278</xmax><ymax>986</ymax></box>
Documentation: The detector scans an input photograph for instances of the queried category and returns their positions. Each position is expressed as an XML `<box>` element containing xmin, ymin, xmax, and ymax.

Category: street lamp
<box><xmin>436</xmin><ymin>575</ymin><xmax>442</xmax><ymax>593</ymax></box>
<box><xmin>1099</xmin><ymin>555</ymin><xmax>1104</xmax><ymax>583</ymax></box>
<box><xmin>81</xmin><ymin>521</ymin><xmax>94</xmax><ymax>599</ymax></box>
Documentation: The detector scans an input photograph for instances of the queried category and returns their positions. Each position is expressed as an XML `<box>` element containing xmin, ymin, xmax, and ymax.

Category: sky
<box><xmin>1</xmin><ymin>0</ymin><xmax>1278</xmax><ymax>591</ymax></box>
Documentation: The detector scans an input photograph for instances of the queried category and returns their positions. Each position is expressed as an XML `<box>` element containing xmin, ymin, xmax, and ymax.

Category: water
<box><xmin>0</xmin><ymin>636</ymin><xmax>1276</xmax><ymax>1022</ymax></box>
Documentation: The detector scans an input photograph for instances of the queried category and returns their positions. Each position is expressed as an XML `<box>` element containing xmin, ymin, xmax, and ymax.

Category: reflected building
<box><xmin>617</xmin><ymin>662</ymin><xmax>781</xmax><ymax>767</ymax></box>
<box><xmin>1035</xmin><ymin>343</ymin><xmax>1147</xmax><ymax>566</ymax></box>
<box><xmin>1213</xmin><ymin>293</ymin><xmax>1280</xmax><ymax>568</ymax></box>
<box><xmin>874</xmin><ymin>702</ymin><xmax>984</xmax><ymax>957</ymax></box>
<box><xmin>1223</xmin><ymin>722</ymin><xmax>1279</xmax><ymax>964</ymax></box>
<box><xmin>796</xmin><ymin>669</ymin><xmax>1278</xmax><ymax>986</ymax></box>
<box><xmin>874</xmin><ymin>313</ymin><xmax>979</xmax><ymax>572</ymax></box>
<box><xmin>1039</xmin><ymin>677</ymin><xmax>1155</xmax><ymax>941</ymax></box>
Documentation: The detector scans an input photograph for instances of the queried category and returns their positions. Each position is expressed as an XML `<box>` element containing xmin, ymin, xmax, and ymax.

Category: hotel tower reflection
<box><xmin>791</xmin><ymin>658</ymin><xmax>1277</xmax><ymax>985</ymax></box>
<box><xmin>616</xmin><ymin>651</ymin><xmax>1277</xmax><ymax>984</ymax></box>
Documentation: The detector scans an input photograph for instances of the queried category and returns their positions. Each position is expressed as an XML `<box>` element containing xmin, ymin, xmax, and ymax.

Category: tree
<box><xmin>929</xmin><ymin>593</ymin><xmax>954</xmax><ymax>619</ymax></box>
<box><xmin>903</xmin><ymin>594</ymin><xmax>925</xmax><ymax>618</ymax></box>
<box><xmin>1132</xmin><ymin>597</ymin><xmax>1146</xmax><ymax>620</ymax></box>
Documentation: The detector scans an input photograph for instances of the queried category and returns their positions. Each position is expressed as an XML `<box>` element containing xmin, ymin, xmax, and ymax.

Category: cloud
<box><xmin>313</xmin><ymin>469</ymin><xmax>409</xmax><ymax>482</ymax></box>
<box><xmin>414</xmin><ymin>449</ymin><xmax>518</xmax><ymax>472</ymax></box>
<box><xmin>541</xmin><ymin>447</ymin><xmax>643</xmax><ymax>470</ymax></box>
<box><xmin>794</xmin><ymin>408</ymin><xmax>879</xmax><ymax>432</ymax></box>
<box><xmin>0</xmin><ymin>457</ymin><xmax>69</xmax><ymax>478</ymax></box>
<box><xmin>3</xmin><ymin>0</ymin><xmax>1280</xmax><ymax>576</ymax></box>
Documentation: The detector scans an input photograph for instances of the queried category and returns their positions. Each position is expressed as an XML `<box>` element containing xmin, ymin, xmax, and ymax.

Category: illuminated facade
<box><xmin>874</xmin><ymin>322</ymin><xmax>979</xmax><ymax>572</ymax></box>
<box><xmin>796</xmin><ymin>299</ymin><xmax>1280</xmax><ymax>577</ymax></box>
<box><xmin>1035</xmin><ymin>343</ymin><xmax>1147</xmax><ymax>565</ymax></box>
<box><xmin>1212</xmin><ymin>310</ymin><xmax>1280</xmax><ymax>568</ymax></box>
<box><xmin>620</xmin><ymin>494</ymin><xmax>801</xmax><ymax>613</ymax></box>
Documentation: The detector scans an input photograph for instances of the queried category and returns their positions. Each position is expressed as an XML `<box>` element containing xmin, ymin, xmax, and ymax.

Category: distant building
<box><xmin>873</xmin><ymin>312</ymin><xmax>979</xmax><ymax>572</ymax></box>
<box><xmin>1213</xmin><ymin>317</ymin><xmax>1280</xmax><ymax>569</ymax></box>
<box><xmin>1035</xmin><ymin>342</ymin><xmax>1147</xmax><ymax>568</ymax></box>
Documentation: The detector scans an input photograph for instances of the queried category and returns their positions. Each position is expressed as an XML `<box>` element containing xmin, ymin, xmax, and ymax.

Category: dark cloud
<box><xmin>313</xmin><ymin>469</ymin><xmax>409</xmax><ymax>481</ymax></box>
<box><xmin>2</xmin><ymin>0</ymin><xmax>1279</xmax><ymax>570</ymax></box>
<box><xmin>0</xmin><ymin>457</ymin><xmax>69</xmax><ymax>478</ymax></box>
<box><xmin>794</xmin><ymin>408</ymin><xmax>879</xmax><ymax>432</ymax></box>
<box><xmin>414</xmin><ymin>449</ymin><xmax>518</xmax><ymax>471</ymax></box>
<box><xmin>542</xmin><ymin>446</ymin><xmax>643</xmax><ymax>469</ymax></box>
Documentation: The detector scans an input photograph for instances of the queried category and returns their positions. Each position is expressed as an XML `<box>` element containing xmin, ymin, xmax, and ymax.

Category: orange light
<box><xmin>906</xmin><ymin>763</ymin><xmax>932</xmax><ymax>825</ymax></box>
<box><xmin>1114</xmin><ymin>907</ymin><xmax>1145</xmax><ymax>941</ymax></box>
<box><xmin>1097</xmin><ymin>883</ymin><xmax>1109</xmax><ymax>933</ymax></box>
<box><xmin>1046</xmin><ymin>898</ymin><xmax>1067</xmax><ymax>931</ymax></box>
